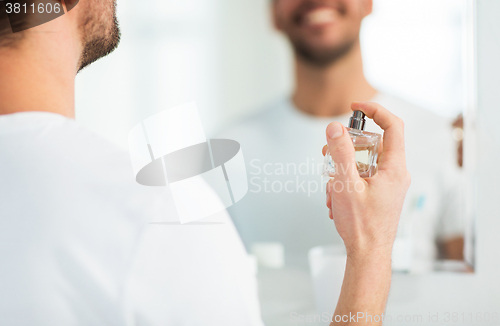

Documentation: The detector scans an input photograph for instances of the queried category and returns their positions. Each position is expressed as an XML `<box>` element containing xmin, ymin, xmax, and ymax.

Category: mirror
<box><xmin>221</xmin><ymin>0</ymin><xmax>474</xmax><ymax>276</ymax></box>
<box><xmin>359</xmin><ymin>0</ymin><xmax>474</xmax><ymax>272</ymax></box>
<box><xmin>75</xmin><ymin>0</ymin><xmax>477</xmax><ymax>325</ymax></box>
<box><xmin>215</xmin><ymin>0</ymin><xmax>475</xmax><ymax>324</ymax></box>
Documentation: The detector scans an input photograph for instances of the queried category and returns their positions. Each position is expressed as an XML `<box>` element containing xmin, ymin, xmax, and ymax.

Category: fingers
<box><xmin>377</xmin><ymin>138</ymin><xmax>384</xmax><ymax>159</ymax></box>
<box><xmin>326</xmin><ymin>122</ymin><xmax>360</xmax><ymax>181</ymax></box>
<box><xmin>322</xmin><ymin>145</ymin><xmax>328</xmax><ymax>156</ymax></box>
<box><xmin>326</xmin><ymin>180</ymin><xmax>332</xmax><ymax>210</ymax></box>
<box><xmin>351</xmin><ymin>102</ymin><xmax>406</xmax><ymax>169</ymax></box>
<box><xmin>326</xmin><ymin>180</ymin><xmax>333</xmax><ymax>220</ymax></box>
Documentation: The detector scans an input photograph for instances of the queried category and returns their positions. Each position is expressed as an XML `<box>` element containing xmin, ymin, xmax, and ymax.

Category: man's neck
<box><xmin>292</xmin><ymin>40</ymin><xmax>377</xmax><ymax>117</ymax></box>
<box><xmin>0</xmin><ymin>33</ymin><xmax>77</xmax><ymax>118</ymax></box>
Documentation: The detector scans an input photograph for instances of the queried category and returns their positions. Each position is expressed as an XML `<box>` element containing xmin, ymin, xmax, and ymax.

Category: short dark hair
<box><xmin>0</xmin><ymin>0</ymin><xmax>64</xmax><ymax>48</ymax></box>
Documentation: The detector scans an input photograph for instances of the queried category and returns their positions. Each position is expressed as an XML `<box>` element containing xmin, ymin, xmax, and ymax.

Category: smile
<box><xmin>302</xmin><ymin>7</ymin><xmax>338</xmax><ymax>27</ymax></box>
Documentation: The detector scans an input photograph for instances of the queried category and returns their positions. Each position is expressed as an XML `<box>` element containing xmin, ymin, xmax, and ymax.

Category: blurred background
<box><xmin>74</xmin><ymin>1</ymin><xmax>472</xmax><ymax>325</ymax></box>
<box><xmin>75</xmin><ymin>0</ymin><xmax>468</xmax><ymax>148</ymax></box>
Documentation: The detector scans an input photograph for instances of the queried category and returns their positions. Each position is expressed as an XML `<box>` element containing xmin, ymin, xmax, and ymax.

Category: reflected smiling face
<box><xmin>273</xmin><ymin>0</ymin><xmax>372</xmax><ymax>66</ymax></box>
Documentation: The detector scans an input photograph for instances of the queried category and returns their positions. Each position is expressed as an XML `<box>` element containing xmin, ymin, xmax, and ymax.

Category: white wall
<box><xmin>362</xmin><ymin>0</ymin><xmax>465</xmax><ymax>117</ymax></box>
<box><xmin>75</xmin><ymin>0</ymin><xmax>221</xmax><ymax>148</ymax></box>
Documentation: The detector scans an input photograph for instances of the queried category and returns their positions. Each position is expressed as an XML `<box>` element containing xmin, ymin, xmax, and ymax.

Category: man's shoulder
<box><xmin>216</xmin><ymin>98</ymin><xmax>286</xmax><ymax>139</ymax></box>
<box><xmin>376</xmin><ymin>93</ymin><xmax>460</xmax><ymax>170</ymax></box>
<box><xmin>376</xmin><ymin>93</ymin><xmax>453</xmax><ymax>127</ymax></box>
<box><xmin>0</xmin><ymin>112</ymin><xmax>129</xmax><ymax>158</ymax></box>
<box><xmin>0</xmin><ymin>112</ymin><xmax>166</xmax><ymax>218</ymax></box>
<box><xmin>6</xmin><ymin>113</ymin><xmax>132</xmax><ymax>172</ymax></box>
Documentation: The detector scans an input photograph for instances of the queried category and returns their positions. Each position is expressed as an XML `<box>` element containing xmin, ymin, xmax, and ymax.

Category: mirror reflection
<box><xmin>222</xmin><ymin>0</ymin><xmax>471</xmax><ymax>275</ymax></box>
<box><xmin>215</xmin><ymin>0</ymin><xmax>473</xmax><ymax>323</ymax></box>
<box><xmin>69</xmin><ymin>0</ymin><xmax>475</xmax><ymax>325</ymax></box>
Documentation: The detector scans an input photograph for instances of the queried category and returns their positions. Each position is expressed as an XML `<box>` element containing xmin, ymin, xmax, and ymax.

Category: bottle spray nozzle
<box><xmin>349</xmin><ymin>111</ymin><xmax>366</xmax><ymax>130</ymax></box>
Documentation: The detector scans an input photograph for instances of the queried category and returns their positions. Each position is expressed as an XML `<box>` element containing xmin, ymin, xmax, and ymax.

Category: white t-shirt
<box><xmin>219</xmin><ymin>93</ymin><xmax>464</xmax><ymax>273</ymax></box>
<box><xmin>0</xmin><ymin>112</ymin><xmax>264</xmax><ymax>326</ymax></box>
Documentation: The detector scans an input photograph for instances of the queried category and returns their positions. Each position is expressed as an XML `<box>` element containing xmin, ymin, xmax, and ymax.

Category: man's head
<box><xmin>272</xmin><ymin>0</ymin><xmax>372</xmax><ymax>67</ymax></box>
<box><xmin>0</xmin><ymin>0</ymin><xmax>120</xmax><ymax>72</ymax></box>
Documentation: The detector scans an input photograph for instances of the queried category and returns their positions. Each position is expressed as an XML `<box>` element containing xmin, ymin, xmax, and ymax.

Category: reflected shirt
<box><xmin>218</xmin><ymin>93</ymin><xmax>464</xmax><ymax>273</ymax></box>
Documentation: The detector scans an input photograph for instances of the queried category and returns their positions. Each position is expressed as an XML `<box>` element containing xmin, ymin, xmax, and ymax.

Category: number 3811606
<box><xmin>5</xmin><ymin>2</ymin><xmax>62</xmax><ymax>14</ymax></box>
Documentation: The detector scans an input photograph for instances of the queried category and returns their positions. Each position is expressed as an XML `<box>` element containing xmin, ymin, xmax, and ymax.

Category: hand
<box><xmin>324</xmin><ymin>102</ymin><xmax>411</xmax><ymax>258</ymax></box>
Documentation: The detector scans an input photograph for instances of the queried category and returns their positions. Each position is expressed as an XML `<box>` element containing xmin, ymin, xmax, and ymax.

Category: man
<box><xmin>0</xmin><ymin>1</ymin><xmax>262</xmax><ymax>324</ymax></box>
<box><xmin>221</xmin><ymin>0</ymin><xmax>464</xmax><ymax>272</ymax></box>
<box><xmin>0</xmin><ymin>0</ymin><xmax>410</xmax><ymax>325</ymax></box>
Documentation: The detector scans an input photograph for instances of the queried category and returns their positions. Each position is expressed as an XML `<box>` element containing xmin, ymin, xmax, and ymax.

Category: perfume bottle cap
<box><xmin>349</xmin><ymin>111</ymin><xmax>366</xmax><ymax>130</ymax></box>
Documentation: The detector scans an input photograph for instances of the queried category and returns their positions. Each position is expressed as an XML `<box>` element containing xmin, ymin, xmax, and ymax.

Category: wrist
<box><xmin>346</xmin><ymin>243</ymin><xmax>393</xmax><ymax>266</ymax></box>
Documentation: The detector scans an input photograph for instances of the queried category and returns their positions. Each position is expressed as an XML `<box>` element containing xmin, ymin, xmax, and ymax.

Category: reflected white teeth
<box><xmin>304</xmin><ymin>8</ymin><xmax>336</xmax><ymax>25</ymax></box>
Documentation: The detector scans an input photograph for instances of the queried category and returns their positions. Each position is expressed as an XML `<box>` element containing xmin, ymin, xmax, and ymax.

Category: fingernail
<box><xmin>327</xmin><ymin>122</ymin><xmax>343</xmax><ymax>139</ymax></box>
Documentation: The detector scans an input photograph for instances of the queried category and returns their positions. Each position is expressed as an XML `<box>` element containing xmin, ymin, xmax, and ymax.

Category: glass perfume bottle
<box><xmin>323</xmin><ymin>111</ymin><xmax>381</xmax><ymax>179</ymax></box>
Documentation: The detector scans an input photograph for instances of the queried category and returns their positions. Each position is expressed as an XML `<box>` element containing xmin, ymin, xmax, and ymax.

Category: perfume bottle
<box><xmin>323</xmin><ymin>111</ymin><xmax>381</xmax><ymax>179</ymax></box>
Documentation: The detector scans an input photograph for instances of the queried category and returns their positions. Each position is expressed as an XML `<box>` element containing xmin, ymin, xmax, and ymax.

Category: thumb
<box><xmin>326</xmin><ymin>122</ymin><xmax>359</xmax><ymax>180</ymax></box>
